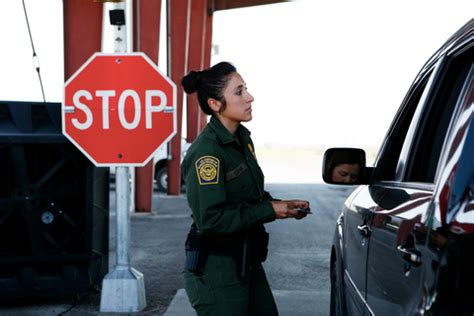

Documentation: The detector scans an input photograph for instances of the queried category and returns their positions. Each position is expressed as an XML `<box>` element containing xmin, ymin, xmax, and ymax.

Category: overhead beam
<box><xmin>213</xmin><ymin>0</ymin><xmax>288</xmax><ymax>11</ymax></box>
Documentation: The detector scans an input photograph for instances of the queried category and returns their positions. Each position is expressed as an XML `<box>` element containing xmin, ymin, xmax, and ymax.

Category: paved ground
<box><xmin>0</xmin><ymin>183</ymin><xmax>353</xmax><ymax>316</ymax></box>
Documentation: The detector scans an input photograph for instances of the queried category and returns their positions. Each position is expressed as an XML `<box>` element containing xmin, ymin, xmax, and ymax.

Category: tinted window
<box><xmin>406</xmin><ymin>46</ymin><xmax>473</xmax><ymax>183</ymax></box>
<box><xmin>375</xmin><ymin>71</ymin><xmax>432</xmax><ymax>181</ymax></box>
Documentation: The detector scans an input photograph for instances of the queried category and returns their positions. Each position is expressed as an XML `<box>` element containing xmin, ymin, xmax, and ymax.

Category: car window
<box><xmin>405</xmin><ymin>46</ymin><xmax>473</xmax><ymax>183</ymax></box>
<box><xmin>374</xmin><ymin>69</ymin><xmax>433</xmax><ymax>181</ymax></box>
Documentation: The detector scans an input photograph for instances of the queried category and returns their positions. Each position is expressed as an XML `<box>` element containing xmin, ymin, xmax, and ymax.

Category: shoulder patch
<box><xmin>195</xmin><ymin>156</ymin><xmax>220</xmax><ymax>185</ymax></box>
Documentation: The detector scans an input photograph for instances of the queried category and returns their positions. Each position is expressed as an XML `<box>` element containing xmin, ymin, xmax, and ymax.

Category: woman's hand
<box><xmin>271</xmin><ymin>200</ymin><xmax>310</xmax><ymax>220</ymax></box>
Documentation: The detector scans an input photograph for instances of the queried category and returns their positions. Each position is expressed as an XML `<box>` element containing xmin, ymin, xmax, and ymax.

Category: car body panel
<box><xmin>365</xmin><ymin>185</ymin><xmax>430</xmax><ymax>315</ymax></box>
<box><xmin>327</xmin><ymin>19</ymin><xmax>474</xmax><ymax>315</ymax></box>
<box><xmin>340</xmin><ymin>194</ymin><xmax>370</xmax><ymax>314</ymax></box>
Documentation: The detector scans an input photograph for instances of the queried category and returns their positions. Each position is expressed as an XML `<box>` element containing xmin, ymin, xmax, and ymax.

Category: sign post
<box><xmin>63</xmin><ymin>52</ymin><xmax>176</xmax><ymax>312</ymax></box>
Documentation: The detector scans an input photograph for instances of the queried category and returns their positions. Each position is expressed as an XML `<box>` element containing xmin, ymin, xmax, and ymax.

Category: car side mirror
<box><xmin>322</xmin><ymin>148</ymin><xmax>367</xmax><ymax>185</ymax></box>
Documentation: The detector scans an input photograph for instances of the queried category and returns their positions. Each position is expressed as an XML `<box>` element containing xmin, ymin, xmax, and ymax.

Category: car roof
<box><xmin>417</xmin><ymin>19</ymin><xmax>474</xmax><ymax>79</ymax></box>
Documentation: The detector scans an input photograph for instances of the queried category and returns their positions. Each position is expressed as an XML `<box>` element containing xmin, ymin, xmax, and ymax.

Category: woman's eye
<box><xmin>235</xmin><ymin>90</ymin><xmax>242</xmax><ymax>96</ymax></box>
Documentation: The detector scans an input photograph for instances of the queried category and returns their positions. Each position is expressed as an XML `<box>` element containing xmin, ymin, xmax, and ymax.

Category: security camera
<box><xmin>109</xmin><ymin>9</ymin><xmax>125</xmax><ymax>26</ymax></box>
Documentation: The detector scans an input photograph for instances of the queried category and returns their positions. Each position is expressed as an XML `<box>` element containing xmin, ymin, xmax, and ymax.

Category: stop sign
<box><xmin>62</xmin><ymin>53</ymin><xmax>176</xmax><ymax>166</ymax></box>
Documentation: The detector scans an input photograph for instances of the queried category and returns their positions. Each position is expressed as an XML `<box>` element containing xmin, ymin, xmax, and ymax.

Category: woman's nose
<box><xmin>246</xmin><ymin>91</ymin><xmax>254</xmax><ymax>103</ymax></box>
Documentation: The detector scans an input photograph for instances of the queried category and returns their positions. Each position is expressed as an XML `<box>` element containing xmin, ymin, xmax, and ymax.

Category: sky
<box><xmin>1</xmin><ymin>0</ymin><xmax>473</xmax><ymax>151</ymax></box>
<box><xmin>212</xmin><ymin>0</ymin><xmax>474</xmax><ymax>149</ymax></box>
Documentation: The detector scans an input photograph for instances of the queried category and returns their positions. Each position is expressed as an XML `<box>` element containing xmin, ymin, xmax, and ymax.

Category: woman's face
<box><xmin>218</xmin><ymin>72</ymin><xmax>254</xmax><ymax>125</ymax></box>
<box><xmin>331</xmin><ymin>163</ymin><xmax>360</xmax><ymax>183</ymax></box>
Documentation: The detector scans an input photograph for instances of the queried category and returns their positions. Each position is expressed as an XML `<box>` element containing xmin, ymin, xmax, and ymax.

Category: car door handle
<box><xmin>357</xmin><ymin>224</ymin><xmax>372</xmax><ymax>238</ymax></box>
<box><xmin>397</xmin><ymin>245</ymin><xmax>422</xmax><ymax>266</ymax></box>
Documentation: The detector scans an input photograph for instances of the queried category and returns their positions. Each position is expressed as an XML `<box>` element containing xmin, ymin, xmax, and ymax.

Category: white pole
<box><xmin>100</xmin><ymin>1</ymin><xmax>146</xmax><ymax>312</ymax></box>
<box><xmin>115</xmin><ymin>166</ymin><xmax>131</xmax><ymax>268</ymax></box>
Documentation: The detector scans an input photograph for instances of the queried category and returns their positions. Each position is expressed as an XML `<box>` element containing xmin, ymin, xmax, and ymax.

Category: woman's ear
<box><xmin>208</xmin><ymin>98</ymin><xmax>221</xmax><ymax>113</ymax></box>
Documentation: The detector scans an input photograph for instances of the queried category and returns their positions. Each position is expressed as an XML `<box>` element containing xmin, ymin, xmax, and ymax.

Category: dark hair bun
<box><xmin>180</xmin><ymin>62</ymin><xmax>236</xmax><ymax>116</ymax></box>
<box><xmin>182</xmin><ymin>70</ymin><xmax>202</xmax><ymax>94</ymax></box>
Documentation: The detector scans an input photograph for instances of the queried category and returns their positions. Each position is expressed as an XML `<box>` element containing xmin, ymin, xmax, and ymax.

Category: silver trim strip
<box><xmin>344</xmin><ymin>270</ymin><xmax>375</xmax><ymax>316</ymax></box>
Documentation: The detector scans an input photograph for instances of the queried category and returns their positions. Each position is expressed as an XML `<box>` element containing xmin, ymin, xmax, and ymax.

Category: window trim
<box><xmin>376</xmin><ymin>180</ymin><xmax>435</xmax><ymax>192</ymax></box>
<box><xmin>371</xmin><ymin>61</ymin><xmax>439</xmax><ymax>183</ymax></box>
<box><xmin>394</xmin><ymin>56</ymin><xmax>446</xmax><ymax>183</ymax></box>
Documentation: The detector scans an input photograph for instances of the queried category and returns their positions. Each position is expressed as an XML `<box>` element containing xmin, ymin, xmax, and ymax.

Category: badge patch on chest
<box><xmin>195</xmin><ymin>156</ymin><xmax>220</xmax><ymax>185</ymax></box>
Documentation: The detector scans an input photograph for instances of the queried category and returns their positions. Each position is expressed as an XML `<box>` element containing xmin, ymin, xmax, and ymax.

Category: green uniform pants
<box><xmin>183</xmin><ymin>254</ymin><xmax>278</xmax><ymax>316</ymax></box>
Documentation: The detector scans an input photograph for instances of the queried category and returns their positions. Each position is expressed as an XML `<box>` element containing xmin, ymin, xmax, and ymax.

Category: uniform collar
<box><xmin>209</xmin><ymin>116</ymin><xmax>251</xmax><ymax>145</ymax></box>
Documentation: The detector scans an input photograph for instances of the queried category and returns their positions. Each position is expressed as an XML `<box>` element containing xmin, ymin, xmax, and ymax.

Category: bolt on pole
<box><xmin>99</xmin><ymin>1</ymin><xmax>146</xmax><ymax>313</ymax></box>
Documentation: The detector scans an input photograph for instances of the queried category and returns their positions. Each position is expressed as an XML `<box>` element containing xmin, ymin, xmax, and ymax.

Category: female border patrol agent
<box><xmin>181</xmin><ymin>62</ymin><xmax>310</xmax><ymax>316</ymax></box>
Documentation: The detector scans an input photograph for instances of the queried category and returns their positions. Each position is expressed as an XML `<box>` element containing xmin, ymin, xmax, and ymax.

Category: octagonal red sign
<box><xmin>62</xmin><ymin>53</ymin><xmax>176</xmax><ymax>166</ymax></box>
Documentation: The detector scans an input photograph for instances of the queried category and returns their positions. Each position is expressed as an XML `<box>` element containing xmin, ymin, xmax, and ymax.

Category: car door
<box><xmin>340</xmin><ymin>54</ymin><xmax>438</xmax><ymax>316</ymax></box>
<box><xmin>365</xmin><ymin>42</ymin><xmax>473</xmax><ymax>315</ymax></box>
<box><xmin>417</xmin><ymin>63</ymin><xmax>474</xmax><ymax>314</ymax></box>
<box><xmin>341</xmin><ymin>185</ymin><xmax>373</xmax><ymax>315</ymax></box>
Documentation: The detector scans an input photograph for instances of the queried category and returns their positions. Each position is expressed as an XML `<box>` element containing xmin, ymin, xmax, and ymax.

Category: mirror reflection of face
<box><xmin>331</xmin><ymin>163</ymin><xmax>360</xmax><ymax>183</ymax></box>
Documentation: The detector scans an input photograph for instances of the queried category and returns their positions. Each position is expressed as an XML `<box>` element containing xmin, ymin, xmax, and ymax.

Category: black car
<box><xmin>323</xmin><ymin>19</ymin><xmax>473</xmax><ymax>315</ymax></box>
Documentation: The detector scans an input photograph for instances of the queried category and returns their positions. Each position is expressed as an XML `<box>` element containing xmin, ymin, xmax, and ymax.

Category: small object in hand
<box><xmin>295</xmin><ymin>207</ymin><xmax>312</xmax><ymax>214</ymax></box>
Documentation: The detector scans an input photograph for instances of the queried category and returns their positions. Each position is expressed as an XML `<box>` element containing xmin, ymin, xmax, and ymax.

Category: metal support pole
<box><xmin>133</xmin><ymin>0</ymin><xmax>162</xmax><ymax>213</ymax></box>
<box><xmin>116</xmin><ymin>167</ymin><xmax>131</xmax><ymax>267</ymax></box>
<box><xmin>100</xmin><ymin>167</ymin><xmax>146</xmax><ymax>312</ymax></box>
<box><xmin>185</xmin><ymin>0</ymin><xmax>207</xmax><ymax>143</ymax></box>
<box><xmin>167</xmin><ymin>0</ymin><xmax>189</xmax><ymax>195</ymax></box>
<box><xmin>100</xmin><ymin>1</ymin><xmax>146</xmax><ymax>312</ymax></box>
<box><xmin>63</xmin><ymin>0</ymin><xmax>103</xmax><ymax>81</ymax></box>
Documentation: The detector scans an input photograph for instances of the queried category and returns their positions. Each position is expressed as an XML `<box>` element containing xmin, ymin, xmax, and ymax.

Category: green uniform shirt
<box><xmin>182</xmin><ymin>116</ymin><xmax>276</xmax><ymax>236</ymax></box>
